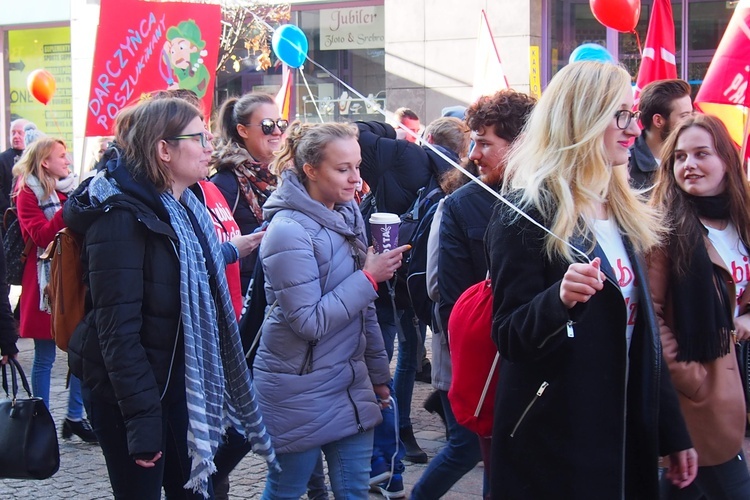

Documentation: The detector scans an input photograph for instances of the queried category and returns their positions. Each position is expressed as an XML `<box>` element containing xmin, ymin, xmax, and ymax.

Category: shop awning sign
<box><xmin>85</xmin><ymin>0</ymin><xmax>221</xmax><ymax>136</ymax></box>
<box><xmin>319</xmin><ymin>6</ymin><xmax>385</xmax><ymax>51</ymax></box>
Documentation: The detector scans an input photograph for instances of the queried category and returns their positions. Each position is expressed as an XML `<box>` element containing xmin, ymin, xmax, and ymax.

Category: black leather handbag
<box><xmin>0</xmin><ymin>358</ymin><xmax>60</xmax><ymax>479</ymax></box>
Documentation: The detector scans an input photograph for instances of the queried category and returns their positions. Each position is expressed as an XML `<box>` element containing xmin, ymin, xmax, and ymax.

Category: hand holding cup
<box><xmin>363</xmin><ymin>244</ymin><xmax>410</xmax><ymax>283</ymax></box>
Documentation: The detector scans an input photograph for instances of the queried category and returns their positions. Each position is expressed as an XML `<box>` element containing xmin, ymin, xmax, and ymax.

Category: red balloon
<box><xmin>27</xmin><ymin>69</ymin><xmax>56</xmax><ymax>105</ymax></box>
<box><xmin>590</xmin><ymin>0</ymin><xmax>641</xmax><ymax>33</ymax></box>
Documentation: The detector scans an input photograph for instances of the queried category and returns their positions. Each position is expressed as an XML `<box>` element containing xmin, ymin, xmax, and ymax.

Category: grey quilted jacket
<box><xmin>254</xmin><ymin>170</ymin><xmax>390</xmax><ymax>454</ymax></box>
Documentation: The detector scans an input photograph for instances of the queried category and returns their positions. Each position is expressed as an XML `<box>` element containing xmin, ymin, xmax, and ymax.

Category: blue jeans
<box><xmin>32</xmin><ymin>338</ymin><xmax>84</xmax><ymax>420</ymax></box>
<box><xmin>213</xmin><ymin>429</ymin><xmax>328</xmax><ymax>498</ymax></box>
<box><xmin>262</xmin><ymin>429</ymin><xmax>374</xmax><ymax>500</ymax></box>
<box><xmin>375</xmin><ymin>301</ymin><xmax>425</xmax><ymax>429</ymax></box>
<box><xmin>410</xmin><ymin>390</ymin><xmax>484</xmax><ymax>499</ymax></box>
<box><xmin>661</xmin><ymin>451</ymin><xmax>750</xmax><ymax>499</ymax></box>
<box><xmin>86</xmin><ymin>382</ymin><xmax>209</xmax><ymax>499</ymax></box>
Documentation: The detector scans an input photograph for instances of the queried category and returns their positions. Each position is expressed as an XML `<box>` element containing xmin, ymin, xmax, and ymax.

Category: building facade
<box><xmin>0</xmin><ymin>0</ymin><xmax>735</xmax><ymax>169</ymax></box>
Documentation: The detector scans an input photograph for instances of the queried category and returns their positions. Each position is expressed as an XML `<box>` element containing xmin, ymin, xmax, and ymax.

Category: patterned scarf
<box><xmin>160</xmin><ymin>189</ymin><xmax>278</xmax><ymax>496</ymax></box>
<box><xmin>234</xmin><ymin>160</ymin><xmax>277</xmax><ymax>222</ymax></box>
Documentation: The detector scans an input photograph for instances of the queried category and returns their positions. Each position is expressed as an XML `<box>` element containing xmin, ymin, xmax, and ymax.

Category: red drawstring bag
<box><xmin>447</xmin><ymin>279</ymin><xmax>499</xmax><ymax>438</ymax></box>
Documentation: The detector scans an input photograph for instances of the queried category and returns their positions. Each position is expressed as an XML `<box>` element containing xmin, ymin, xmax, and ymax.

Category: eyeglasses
<box><xmin>246</xmin><ymin>118</ymin><xmax>289</xmax><ymax>135</ymax></box>
<box><xmin>164</xmin><ymin>132</ymin><xmax>209</xmax><ymax>148</ymax></box>
<box><xmin>615</xmin><ymin>110</ymin><xmax>641</xmax><ymax>130</ymax></box>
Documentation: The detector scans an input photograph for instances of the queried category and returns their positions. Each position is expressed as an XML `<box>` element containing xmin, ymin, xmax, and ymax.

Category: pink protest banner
<box><xmin>86</xmin><ymin>0</ymin><xmax>220</xmax><ymax>136</ymax></box>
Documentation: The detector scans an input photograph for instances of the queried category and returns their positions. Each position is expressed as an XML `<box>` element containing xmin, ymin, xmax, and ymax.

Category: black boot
<box><xmin>62</xmin><ymin>418</ymin><xmax>98</xmax><ymax>443</ymax></box>
<box><xmin>423</xmin><ymin>390</ymin><xmax>449</xmax><ymax>440</ymax></box>
<box><xmin>399</xmin><ymin>425</ymin><xmax>427</xmax><ymax>463</ymax></box>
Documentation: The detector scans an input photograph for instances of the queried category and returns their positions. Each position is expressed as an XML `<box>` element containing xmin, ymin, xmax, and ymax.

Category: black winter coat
<box><xmin>356</xmin><ymin>121</ymin><xmax>435</xmax><ymax>217</ymax></box>
<box><xmin>65</xmin><ymin>159</ymin><xmax>182</xmax><ymax>457</ymax></box>
<box><xmin>438</xmin><ymin>181</ymin><xmax>497</xmax><ymax>331</ymax></box>
<box><xmin>485</xmin><ymin>202</ymin><xmax>692</xmax><ymax>500</ymax></box>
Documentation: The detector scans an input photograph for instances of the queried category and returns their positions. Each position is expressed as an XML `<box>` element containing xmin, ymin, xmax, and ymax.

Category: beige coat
<box><xmin>648</xmin><ymin>237</ymin><xmax>749</xmax><ymax>466</ymax></box>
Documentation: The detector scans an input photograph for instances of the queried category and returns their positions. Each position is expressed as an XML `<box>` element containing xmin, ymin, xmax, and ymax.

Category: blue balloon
<box><xmin>569</xmin><ymin>43</ymin><xmax>616</xmax><ymax>65</ymax></box>
<box><xmin>272</xmin><ymin>24</ymin><xmax>308</xmax><ymax>68</ymax></box>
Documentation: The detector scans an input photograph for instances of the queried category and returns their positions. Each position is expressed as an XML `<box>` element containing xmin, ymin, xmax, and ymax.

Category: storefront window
<box><xmin>212</xmin><ymin>1</ymin><xmax>385</xmax><ymax>124</ymax></box>
<box><xmin>545</xmin><ymin>0</ymin><xmax>734</xmax><ymax>94</ymax></box>
<box><xmin>295</xmin><ymin>4</ymin><xmax>385</xmax><ymax>123</ymax></box>
<box><xmin>8</xmin><ymin>26</ymin><xmax>72</xmax><ymax>147</ymax></box>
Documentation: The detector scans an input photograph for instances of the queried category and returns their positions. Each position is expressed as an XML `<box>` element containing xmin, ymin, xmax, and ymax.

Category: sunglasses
<box><xmin>165</xmin><ymin>131</ymin><xmax>209</xmax><ymax>148</ymax></box>
<box><xmin>247</xmin><ymin>118</ymin><xmax>289</xmax><ymax>135</ymax></box>
<box><xmin>615</xmin><ymin>110</ymin><xmax>641</xmax><ymax>130</ymax></box>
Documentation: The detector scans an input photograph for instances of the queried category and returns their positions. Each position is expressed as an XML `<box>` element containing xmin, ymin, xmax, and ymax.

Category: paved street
<box><xmin>3</xmin><ymin>318</ymin><xmax>749</xmax><ymax>499</ymax></box>
<box><xmin>0</xmin><ymin>329</ymin><xmax>484</xmax><ymax>499</ymax></box>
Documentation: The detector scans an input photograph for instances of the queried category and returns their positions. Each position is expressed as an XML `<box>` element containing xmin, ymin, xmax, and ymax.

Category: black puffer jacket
<box><xmin>64</xmin><ymin>157</ymin><xmax>182</xmax><ymax>457</ymax></box>
<box><xmin>356</xmin><ymin>121</ymin><xmax>434</xmax><ymax>217</ymax></box>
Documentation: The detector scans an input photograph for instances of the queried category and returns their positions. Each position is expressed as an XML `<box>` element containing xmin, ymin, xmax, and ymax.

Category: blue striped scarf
<box><xmin>160</xmin><ymin>189</ymin><xmax>278</xmax><ymax>496</ymax></box>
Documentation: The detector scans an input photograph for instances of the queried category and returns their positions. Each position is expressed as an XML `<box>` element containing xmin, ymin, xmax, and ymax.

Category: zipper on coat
<box><xmin>298</xmin><ymin>340</ymin><xmax>318</xmax><ymax>375</ymax></box>
<box><xmin>161</xmin><ymin>238</ymin><xmax>182</xmax><ymax>401</ymax></box>
<box><xmin>346</xmin><ymin>360</ymin><xmax>365</xmax><ymax>433</ymax></box>
<box><xmin>539</xmin><ymin>321</ymin><xmax>575</xmax><ymax>348</ymax></box>
<box><xmin>510</xmin><ymin>381</ymin><xmax>548</xmax><ymax>437</ymax></box>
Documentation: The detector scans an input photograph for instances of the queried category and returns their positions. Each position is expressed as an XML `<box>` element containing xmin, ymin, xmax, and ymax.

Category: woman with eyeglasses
<box><xmin>484</xmin><ymin>62</ymin><xmax>697</xmax><ymax>498</ymax></box>
<box><xmin>210</xmin><ymin>93</ymin><xmax>287</xmax><ymax>294</ymax></box>
<box><xmin>63</xmin><ymin>97</ymin><xmax>277</xmax><ymax>498</ymax></box>
<box><xmin>648</xmin><ymin>113</ymin><xmax>750</xmax><ymax>499</ymax></box>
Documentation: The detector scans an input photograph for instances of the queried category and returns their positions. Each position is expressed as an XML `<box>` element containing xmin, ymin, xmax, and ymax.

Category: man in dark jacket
<box><xmin>629</xmin><ymin>79</ymin><xmax>692</xmax><ymax>189</ymax></box>
<box><xmin>0</xmin><ymin>119</ymin><xmax>29</xmax><ymax>217</ymax></box>
<box><xmin>411</xmin><ymin>89</ymin><xmax>536</xmax><ymax>499</ymax></box>
<box><xmin>357</xmin><ymin>116</ymin><xmax>469</xmax><ymax>493</ymax></box>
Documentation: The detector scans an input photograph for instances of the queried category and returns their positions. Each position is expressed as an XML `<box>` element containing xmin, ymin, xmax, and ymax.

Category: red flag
<box><xmin>634</xmin><ymin>0</ymin><xmax>677</xmax><ymax>104</ymax></box>
<box><xmin>694</xmin><ymin>0</ymin><xmax>750</xmax><ymax>161</ymax></box>
<box><xmin>275</xmin><ymin>63</ymin><xmax>293</xmax><ymax>121</ymax></box>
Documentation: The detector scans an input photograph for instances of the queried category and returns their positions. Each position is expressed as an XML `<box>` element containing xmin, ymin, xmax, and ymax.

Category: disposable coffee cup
<box><xmin>369</xmin><ymin>213</ymin><xmax>400</xmax><ymax>254</ymax></box>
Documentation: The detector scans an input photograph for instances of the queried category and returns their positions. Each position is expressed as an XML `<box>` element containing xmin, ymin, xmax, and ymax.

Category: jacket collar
<box><xmin>630</xmin><ymin>134</ymin><xmax>658</xmax><ymax>174</ymax></box>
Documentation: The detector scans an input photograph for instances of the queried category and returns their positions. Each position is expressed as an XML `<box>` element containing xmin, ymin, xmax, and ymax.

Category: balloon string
<box><xmin>298</xmin><ymin>68</ymin><xmax>324</xmax><ymax>122</ymax></box>
<box><xmin>255</xmin><ymin>16</ymin><xmax>592</xmax><ymax>265</ymax></box>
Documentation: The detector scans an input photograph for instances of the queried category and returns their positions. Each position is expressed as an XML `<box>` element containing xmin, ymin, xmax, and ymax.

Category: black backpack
<box><xmin>390</xmin><ymin>182</ymin><xmax>445</xmax><ymax>310</ymax></box>
<box><xmin>404</xmin><ymin>200</ymin><xmax>440</xmax><ymax>326</ymax></box>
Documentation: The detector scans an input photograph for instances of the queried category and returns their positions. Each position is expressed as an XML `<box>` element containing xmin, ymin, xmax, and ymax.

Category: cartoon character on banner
<box><xmin>161</xmin><ymin>19</ymin><xmax>210</xmax><ymax>98</ymax></box>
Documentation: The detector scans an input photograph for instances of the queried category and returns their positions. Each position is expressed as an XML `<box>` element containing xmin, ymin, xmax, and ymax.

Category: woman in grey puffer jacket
<box><xmin>255</xmin><ymin>122</ymin><xmax>409</xmax><ymax>499</ymax></box>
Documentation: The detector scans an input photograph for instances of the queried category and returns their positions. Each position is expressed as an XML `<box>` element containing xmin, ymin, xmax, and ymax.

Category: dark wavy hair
<box><xmin>651</xmin><ymin>113</ymin><xmax>750</xmax><ymax>274</ymax></box>
<box><xmin>466</xmin><ymin>89</ymin><xmax>536</xmax><ymax>142</ymax></box>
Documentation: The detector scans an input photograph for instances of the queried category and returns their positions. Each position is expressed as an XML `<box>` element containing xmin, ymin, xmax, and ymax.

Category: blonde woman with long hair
<box><xmin>12</xmin><ymin>137</ymin><xmax>95</xmax><ymax>442</ymax></box>
<box><xmin>485</xmin><ymin>62</ymin><xmax>697</xmax><ymax>498</ymax></box>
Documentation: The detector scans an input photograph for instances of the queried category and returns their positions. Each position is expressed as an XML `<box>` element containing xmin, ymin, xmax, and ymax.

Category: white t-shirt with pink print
<box><xmin>592</xmin><ymin>217</ymin><xmax>639</xmax><ymax>349</ymax></box>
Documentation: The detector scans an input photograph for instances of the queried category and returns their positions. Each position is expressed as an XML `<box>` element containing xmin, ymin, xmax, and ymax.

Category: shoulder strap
<box><xmin>245</xmin><ymin>300</ymin><xmax>278</xmax><ymax>360</ymax></box>
<box><xmin>232</xmin><ymin>181</ymin><xmax>241</xmax><ymax>215</ymax></box>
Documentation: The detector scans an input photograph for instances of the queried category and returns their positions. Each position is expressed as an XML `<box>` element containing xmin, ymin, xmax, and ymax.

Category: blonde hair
<box><xmin>424</xmin><ymin>117</ymin><xmax>470</xmax><ymax>157</ymax></box>
<box><xmin>503</xmin><ymin>61</ymin><xmax>664</xmax><ymax>261</ymax></box>
<box><xmin>12</xmin><ymin>136</ymin><xmax>67</xmax><ymax>199</ymax></box>
<box><xmin>270</xmin><ymin>121</ymin><xmax>359</xmax><ymax>181</ymax></box>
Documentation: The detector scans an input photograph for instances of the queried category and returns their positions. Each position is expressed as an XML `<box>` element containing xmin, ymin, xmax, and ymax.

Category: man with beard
<box><xmin>410</xmin><ymin>89</ymin><xmax>536</xmax><ymax>499</ymax></box>
<box><xmin>0</xmin><ymin>119</ymin><xmax>29</xmax><ymax>217</ymax></box>
<box><xmin>629</xmin><ymin>79</ymin><xmax>693</xmax><ymax>189</ymax></box>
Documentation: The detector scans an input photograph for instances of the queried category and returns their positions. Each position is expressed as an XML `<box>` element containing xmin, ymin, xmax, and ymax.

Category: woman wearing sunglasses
<box><xmin>648</xmin><ymin>113</ymin><xmax>750</xmax><ymax>498</ymax></box>
<box><xmin>211</xmin><ymin>93</ymin><xmax>288</xmax><ymax>293</ymax></box>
